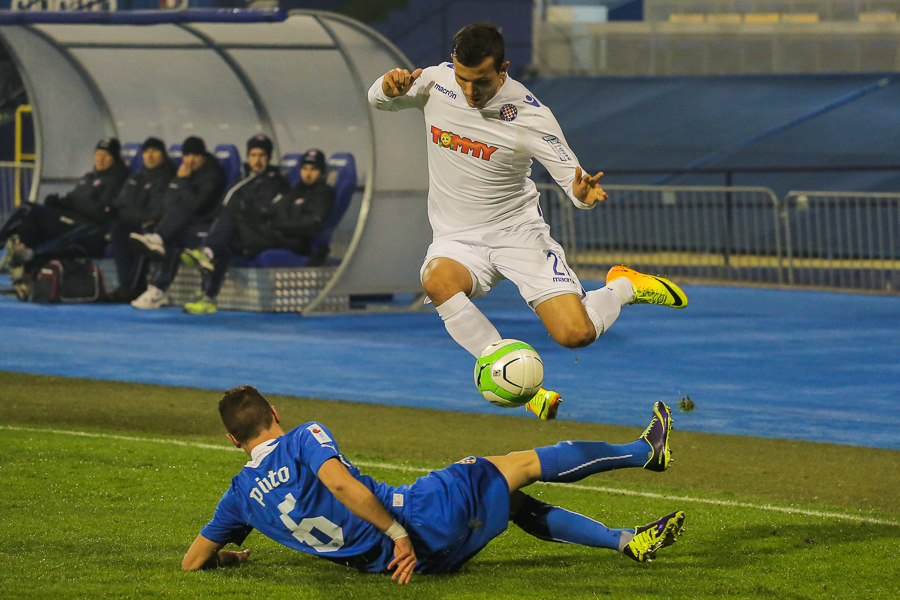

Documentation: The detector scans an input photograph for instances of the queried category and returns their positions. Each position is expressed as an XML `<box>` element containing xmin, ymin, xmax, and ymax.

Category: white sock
<box><xmin>582</xmin><ymin>286</ymin><xmax>625</xmax><ymax>340</ymax></box>
<box><xmin>606</xmin><ymin>277</ymin><xmax>635</xmax><ymax>304</ymax></box>
<box><xmin>435</xmin><ymin>292</ymin><xmax>501</xmax><ymax>357</ymax></box>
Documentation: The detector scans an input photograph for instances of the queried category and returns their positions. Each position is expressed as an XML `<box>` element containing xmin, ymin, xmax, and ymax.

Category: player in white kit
<box><xmin>368</xmin><ymin>24</ymin><xmax>688</xmax><ymax>419</ymax></box>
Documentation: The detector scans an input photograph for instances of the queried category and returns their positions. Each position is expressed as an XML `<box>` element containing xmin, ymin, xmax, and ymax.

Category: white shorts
<box><xmin>420</xmin><ymin>222</ymin><xmax>585</xmax><ymax>309</ymax></box>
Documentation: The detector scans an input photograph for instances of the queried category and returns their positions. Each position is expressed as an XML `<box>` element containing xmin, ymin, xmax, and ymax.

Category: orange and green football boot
<box><xmin>525</xmin><ymin>388</ymin><xmax>562</xmax><ymax>420</ymax></box>
<box><xmin>606</xmin><ymin>265</ymin><xmax>688</xmax><ymax>309</ymax></box>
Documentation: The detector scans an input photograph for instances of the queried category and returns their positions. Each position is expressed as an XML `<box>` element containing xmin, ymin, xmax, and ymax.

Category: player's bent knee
<box><xmin>421</xmin><ymin>259</ymin><xmax>472</xmax><ymax>305</ymax></box>
<box><xmin>551</xmin><ymin>324</ymin><xmax>595</xmax><ymax>349</ymax></box>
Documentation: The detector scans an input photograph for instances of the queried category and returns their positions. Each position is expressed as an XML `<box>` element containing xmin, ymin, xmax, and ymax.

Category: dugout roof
<box><xmin>0</xmin><ymin>10</ymin><xmax>431</xmax><ymax>310</ymax></box>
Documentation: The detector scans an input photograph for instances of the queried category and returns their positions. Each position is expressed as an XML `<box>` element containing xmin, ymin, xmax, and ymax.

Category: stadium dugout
<box><xmin>0</xmin><ymin>9</ymin><xmax>431</xmax><ymax>313</ymax></box>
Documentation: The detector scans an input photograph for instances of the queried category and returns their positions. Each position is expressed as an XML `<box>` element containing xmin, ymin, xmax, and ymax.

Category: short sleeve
<box><xmin>297</xmin><ymin>422</ymin><xmax>342</xmax><ymax>475</ymax></box>
<box><xmin>199</xmin><ymin>486</ymin><xmax>254</xmax><ymax>546</ymax></box>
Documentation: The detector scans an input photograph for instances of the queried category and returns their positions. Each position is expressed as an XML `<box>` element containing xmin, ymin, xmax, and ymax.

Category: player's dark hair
<box><xmin>219</xmin><ymin>385</ymin><xmax>274</xmax><ymax>444</ymax></box>
<box><xmin>452</xmin><ymin>23</ymin><xmax>505</xmax><ymax>72</ymax></box>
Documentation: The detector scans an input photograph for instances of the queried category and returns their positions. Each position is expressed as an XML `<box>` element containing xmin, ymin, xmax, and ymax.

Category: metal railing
<box><xmin>533</xmin><ymin>20</ymin><xmax>900</xmax><ymax>76</ymax></box>
<box><xmin>643</xmin><ymin>0</ymin><xmax>900</xmax><ymax>22</ymax></box>
<box><xmin>783</xmin><ymin>191</ymin><xmax>900</xmax><ymax>290</ymax></box>
<box><xmin>539</xmin><ymin>183</ymin><xmax>900</xmax><ymax>293</ymax></box>
<box><xmin>0</xmin><ymin>161</ymin><xmax>36</xmax><ymax>223</ymax></box>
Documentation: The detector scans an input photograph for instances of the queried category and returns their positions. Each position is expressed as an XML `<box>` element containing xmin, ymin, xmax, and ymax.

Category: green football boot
<box><xmin>623</xmin><ymin>511</ymin><xmax>686</xmax><ymax>563</ymax></box>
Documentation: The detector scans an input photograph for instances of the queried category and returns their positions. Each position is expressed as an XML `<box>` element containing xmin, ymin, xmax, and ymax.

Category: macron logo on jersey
<box><xmin>431</xmin><ymin>125</ymin><xmax>499</xmax><ymax>161</ymax></box>
<box><xmin>434</xmin><ymin>83</ymin><xmax>457</xmax><ymax>99</ymax></box>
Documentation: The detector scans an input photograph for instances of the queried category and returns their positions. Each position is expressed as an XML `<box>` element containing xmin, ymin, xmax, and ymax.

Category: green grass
<box><xmin>1</xmin><ymin>371</ymin><xmax>899</xmax><ymax>599</ymax></box>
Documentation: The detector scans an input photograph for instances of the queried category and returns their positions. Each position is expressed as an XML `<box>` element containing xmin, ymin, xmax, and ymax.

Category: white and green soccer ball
<box><xmin>474</xmin><ymin>339</ymin><xmax>544</xmax><ymax>408</ymax></box>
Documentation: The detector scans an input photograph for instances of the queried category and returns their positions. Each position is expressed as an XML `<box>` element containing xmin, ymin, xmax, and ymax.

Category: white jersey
<box><xmin>368</xmin><ymin>63</ymin><xmax>593</xmax><ymax>239</ymax></box>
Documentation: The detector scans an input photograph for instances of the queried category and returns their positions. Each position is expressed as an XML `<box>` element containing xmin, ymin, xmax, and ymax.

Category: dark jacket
<box><xmin>113</xmin><ymin>161</ymin><xmax>177</xmax><ymax>226</ymax></box>
<box><xmin>270</xmin><ymin>178</ymin><xmax>336</xmax><ymax>255</ymax></box>
<box><xmin>163</xmin><ymin>153</ymin><xmax>227</xmax><ymax>222</ymax></box>
<box><xmin>229</xmin><ymin>166</ymin><xmax>291</xmax><ymax>255</ymax></box>
<box><xmin>51</xmin><ymin>160</ymin><xmax>129</xmax><ymax>225</ymax></box>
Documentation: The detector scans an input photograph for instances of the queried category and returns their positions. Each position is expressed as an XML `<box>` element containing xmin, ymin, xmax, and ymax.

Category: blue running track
<box><xmin>1</xmin><ymin>277</ymin><xmax>898</xmax><ymax>450</ymax></box>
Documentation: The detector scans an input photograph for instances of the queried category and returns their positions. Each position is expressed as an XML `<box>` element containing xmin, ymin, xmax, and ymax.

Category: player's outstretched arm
<box><xmin>572</xmin><ymin>166</ymin><xmax>608</xmax><ymax>206</ymax></box>
<box><xmin>182</xmin><ymin>533</ymin><xmax>251</xmax><ymax>571</ymax></box>
<box><xmin>318</xmin><ymin>458</ymin><xmax>418</xmax><ymax>584</ymax></box>
<box><xmin>368</xmin><ymin>67</ymin><xmax>429</xmax><ymax>112</ymax></box>
<box><xmin>381</xmin><ymin>67</ymin><xmax>423</xmax><ymax>97</ymax></box>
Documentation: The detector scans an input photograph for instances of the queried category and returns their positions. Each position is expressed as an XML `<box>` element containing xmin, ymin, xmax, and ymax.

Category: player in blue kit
<box><xmin>183</xmin><ymin>386</ymin><xmax>686</xmax><ymax>583</ymax></box>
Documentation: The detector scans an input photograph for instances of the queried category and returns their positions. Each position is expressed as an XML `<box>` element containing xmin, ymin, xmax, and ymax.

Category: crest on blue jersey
<box><xmin>500</xmin><ymin>104</ymin><xmax>518</xmax><ymax>122</ymax></box>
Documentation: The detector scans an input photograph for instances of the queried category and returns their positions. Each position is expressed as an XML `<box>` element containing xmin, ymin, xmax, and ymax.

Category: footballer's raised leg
<box><xmin>486</xmin><ymin>402</ymin><xmax>674</xmax><ymax>489</ymax></box>
<box><xmin>495</xmin><ymin>403</ymin><xmax>681</xmax><ymax>562</ymax></box>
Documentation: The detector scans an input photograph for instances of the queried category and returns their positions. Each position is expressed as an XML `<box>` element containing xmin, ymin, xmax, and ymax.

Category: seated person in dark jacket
<box><xmin>0</xmin><ymin>137</ymin><xmax>128</xmax><ymax>280</ymax></box>
<box><xmin>129</xmin><ymin>136</ymin><xmax>226</xmax><ymax>310</ymax></box>
<box><xmin>180</xmin><ymin>146</ymin><xmax>335</xmax><ymax>315</ymax></box>
<box><xmin>106</xmin><ymin>137</ymin><xmax>177</xmax><ymax>303</ymax></box>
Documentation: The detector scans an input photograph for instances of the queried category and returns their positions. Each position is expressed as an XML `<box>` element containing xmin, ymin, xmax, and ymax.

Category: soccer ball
<box><xmin>474</xmin><ymin>339</ymin><xmax>544</xmax><ymax>408</ymax></box>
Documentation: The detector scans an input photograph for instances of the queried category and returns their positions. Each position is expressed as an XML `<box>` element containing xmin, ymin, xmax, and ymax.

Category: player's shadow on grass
<box><xmin>462</xmin><ymin>550</ymin><xmax>686</xmax><ymax>576</ymax></box>
<box><xmin>686</xmin><ymin>520</ymin><xmax>895</xmax><ymax>564</ymax></box>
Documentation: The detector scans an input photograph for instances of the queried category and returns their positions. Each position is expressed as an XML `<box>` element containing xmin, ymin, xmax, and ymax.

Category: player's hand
<box><xmin>216</xmin><ymin>548</ymin><xmax>251</xmax><ymax>567</ymax></box>
<box><xmin>387</xmin><ymin>536</ymin><xmax>417</xmax><ymax>585</ymax></box>
<box><xmin>382</xmin><ymin>67</ymin><xmax>423</xmax><ymax>98</ymax></box>
<box><xmin>572</xmin><ymin>166</ymin><xmax>607</xmax><ymax>206</ymax></box>
<box><xmin>177</xmin><ymin>161</ymin><xmax>193</xmax><ymax>178</ymax></box>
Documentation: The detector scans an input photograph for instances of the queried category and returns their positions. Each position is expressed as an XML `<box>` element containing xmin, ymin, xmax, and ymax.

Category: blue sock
<box><xmin>513</xmin><ymin>494</ymin><xmax>634</xmax><ymax>551</ymax></box>
<box><xmin>535</xmin><ymin>440</ymin><xmax>650</xmax><ymax>483</ymax></box>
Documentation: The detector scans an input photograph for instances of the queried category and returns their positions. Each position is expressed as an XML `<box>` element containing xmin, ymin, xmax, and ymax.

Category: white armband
<box><xmin>384</xmin><ymin>520</ymin><xmax>409</xmax><ymax>541</ymax></box>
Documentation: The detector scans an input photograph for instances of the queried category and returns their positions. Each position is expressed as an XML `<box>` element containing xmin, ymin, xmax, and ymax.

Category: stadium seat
<box><xmin>122</xmin><ymin>142</ymin><xmax>143</xmax><ymax>174</ymax></box>
<box><xmin>233</xmin><ymin>152</ymin><xmax>358</xmax><ymax>268</ymax></box>
<box><xmin>168</xmin><ymin>144</ymin><xmax>183</xmax><ymax>169</ymax></box>
<box><xmin>280</xmin><ymin>153</ymin><xmax>302</xmax><ymax>187</ymax></box>
<box><xmin>214</xmin><ymin>143</ymin><xmax>242</xmax><ymax>189</ymax></box>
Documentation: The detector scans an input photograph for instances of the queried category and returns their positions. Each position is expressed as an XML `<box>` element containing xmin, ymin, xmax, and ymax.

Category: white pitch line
<box><xmin>3</xmin><ymin>424</ymin><xmax>898</xmax><ymax>527</ymax></box>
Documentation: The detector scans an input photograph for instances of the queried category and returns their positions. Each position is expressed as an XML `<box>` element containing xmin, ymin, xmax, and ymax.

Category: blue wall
<box><xmin>526</xmin><ymin>74</ymin><xmax>900</xmax><ymax>197</ymax></box>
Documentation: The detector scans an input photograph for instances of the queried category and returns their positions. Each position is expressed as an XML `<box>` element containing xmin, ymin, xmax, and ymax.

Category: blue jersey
<box><xmin>201</xmin><ymin>423</ymin><xmax>395</xmax><ymax>562</ymax></box>
<box><xmin>201</xmin><ymin>423</ymin><xmax>512</xmax><ymax>574</ymax></box>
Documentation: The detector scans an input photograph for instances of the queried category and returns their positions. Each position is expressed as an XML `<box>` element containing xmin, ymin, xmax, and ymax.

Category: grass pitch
<box><xmin>1</xmin><ymin>371</ymin><xmax>899</xmax><ymax>599</ymax></box>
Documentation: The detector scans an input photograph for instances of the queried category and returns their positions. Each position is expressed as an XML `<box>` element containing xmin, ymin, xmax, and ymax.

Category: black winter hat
<box><xmin>246</xmin><ymin>134</ymin><xmax>273</xmax><ymax>158</ymax></box>
<box><xmin>182</xmin><ymin>136</ymin><xmax>207</xmax><ymax>156</ymax></box>
<box><xmin>141</xmin><ymin>137</ymin><xmax>167</xmax><ymax>154</ymax></box>
<box><xmin>301</xmin><ymin>148</ymin><xmax>326</xmax><ymax>172</ymax></box>
<box><xmin>96</xmin><ymin>137</ymin><xmax>121</xmax><ymax>160</ymax></box>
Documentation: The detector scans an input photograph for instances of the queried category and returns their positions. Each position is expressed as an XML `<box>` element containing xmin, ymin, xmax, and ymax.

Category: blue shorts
<box><xmin>366</xmin><ymin>457</ymin><xmax>511</xmax><ymax>574</ymax></box>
